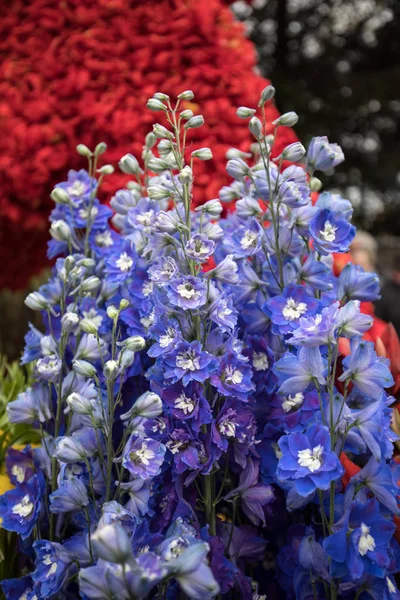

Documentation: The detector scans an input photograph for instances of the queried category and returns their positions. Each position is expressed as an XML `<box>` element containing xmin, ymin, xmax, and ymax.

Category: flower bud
<box><xmin>50</xmin><ymin>187</ymin><xmax>70</xmax><ymax>205</ymax></box>
<box><xmin>310</xmin><ymin>177</ymin><xmax>323</xmax><ymax>192</ymax></box>
<box><xmin>153</xmin><ymin>124</ymin><xmax>173</xmax><ymax>139</ymax></box>
<box><xmin>64</xmin><ymin>255</ymin><xmax>75</xmax><ymax>271</ymax></box>
<box><xmin>273</xmin><ymin>111</ymin><xmax>299</xmax><ymax>127</ymax></box>
<box><xmin>178</xmin><ymin>166</ymin><xmax>193</xmax><ymax>184</ymax></box>
<box><xmin>147</xmin><ymin>157</ymin><xmax>171</xmax><ymax>173</ymax></box>
<box><xmin>80</xmin><ymin>317</ymin><xmax>99</xmax><ymax>334</ymax></box>
<box><xmin>107</xmin><ymin>305</ymin><xmax>119</xmax><ymax>320</ymax></box>
<box><xmin>146</xmin><ymin>98</ymin><xmax>168</xmax><ymax>111</ymax></box>
<box><xmin>148</xmin><ymin>185</ymin><xmax>171</xmax><ymax>201</ymax></box>
<box><xmin>66</xmin><ymin>392</ymin><xmax>93</xmax><ymax>415</ymax></box>
<box><xmin>122</xmin><ymin>336</ymin><xmax>146</xmax><ymax>352</ymax></box>
<box><xmin>61</xmin><ymin>312</ymin><xmax>79</xmax><ymax>334</ymax></box>
<box><xmin>94</xmin><ymin>142</ymin><xmax>107</xmax><ymax>156</ymax></box>
<box><xmin>145</xmin><ymin>132</ymin><xmax>157</xmax><ymax>148</ymax></box>
<box><xmin>195</xmin><ymin>199</ymin><xmax>223</xmax><ymax>217</ymax></box>
<box><xmin>76</xmin><ymin>143</ymin><xmax>92</xmax><ymax>158</ymax></box>
<box><xmin>119</xmin><ymin>299</ymin><xmax>130</xmax><ymax>310</ymax></box>
<box><xmin>154</xmin><ymin>210</ymin><xmax>179</xmax><ymax>233</ymax></box>
<box><xmin>226</xmin><ymin>148</ymin><xmax>252</xmax><ymax>160</ymax></box>
<box><xmin>277</xmin><ymin>142</ymin><xmax>306</xmax><ymax>162</ymax></box>
<box><xmin>77</xmin><ymin>257</ymin><xmax>96</xmax><ymax>269</ymax></box>
<box><xmin>119</xmin><ymin>153</ymin><xmax>141</xmax><ymax>175</ymax></box>
<box><xmin>260</xmin><ymin>85</ymin><xmax>275</xmax><ymax>105</ymax></box>
<box><xmin>25</xmin><ymin>292</ymin><xmax>48</xmax><ymax>311</ymax></box>
<box><xmin>50</xmin><ymin>220</ymin><xmax>72</xmax><ymax>242</ymax></box>
<box><xmin>180</xmin><ymin>109</ymin><xmax>194</xmax><ymax>120</ymax></box>
<box><xmin>153</xmin><ymin>92</ymin><xmax>170</xmax><ymax>102</ymax></box>
<box><xmin>119</xmin><ymin>349</ymin><xmax>136</xmax><ymax>371</ymax></box>
<box><xmin>54</xmin><ymin>436</ymin><xmax>88</xmax><ymax>462</ymax></box>
<box><xmin>91</xmin><ymin>523</ymin><xmax>133</xmax><ymax>564</ymax></box>
<box><xmin>157</xmin><ymin>139</ymin><xmax>173</xmax><ymax>155</ymax></box>
<box><xmin>226</xmin><ymin>158</ymin><xmax>250</xmax><ymax>181</ymax></box>
<box><xmin>236</xmin><ymin>106</ymin><xmax>256</xmax><ymax>119</ymax></box>
<box><xmin>72</xmin><ymin>359</ymin><xmax>97</xmax><ymax>378</ymax></box>
<box><xmin>185</xmin><ymin>115</ymin><xmax>204</xmax><ymax>129</ymax></box>
<box><xmin>121</xmin><ymin>391</ymin><xmax>163</xmax><ymax>421</ymax></box>
<box><xmin>104</xmin><ymin>360</ymin><xmax>120</xmax><ymax>380</ymax></box>
<box><xmin>80</xmin><ymin>276</ymin><xmax>101</xmax><ymax>293</ymax></box>
<box><xmin>249</xmin><ymin>116</ymin><xmax>263</xmax><ymax>139</ymax></box>
<box><xmin>177</xmin><ymin>90</ymin><xmax>194</xmax><ymax>100</ymax></box>
<box><xmin>191</xmin><ymin>148</ymin><xmax>213</xmax><ymax>161</ymax></box>
<box><xmin>97</xmin><ymin>164</ymin><xmax>114</xmax><ymax>175</ymax></box>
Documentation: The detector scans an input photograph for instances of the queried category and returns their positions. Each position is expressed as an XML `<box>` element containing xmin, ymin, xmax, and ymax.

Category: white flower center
<box><xmin>176</xmin><ymin>350</ymin><xmax>200</xmax><ymax>371</ymax></box>
<box><xmin>166</xmin><ymin>439</ymin><xmax>184</xmax><ymax>455</ymax></box>
<box><xmin>11</xmin><ymin>465</ymin><xmax>25</xmax><ymax>484</ymax></box>
<box><xmin>116</xmin><ymin>252</ymin><xmax>134</xmax><ymax>272</ymax></box>
<box><xmin>130</xmin><ymin>442</ymin><xmax>155</xmax><ymax>466</ymax></box>
<box><xmin>177</xmin><ymin>283</ymin><xmax>199</xmax><ymax>300</ymax></box>
<box><xmin>224</xmin><ymin>365</ymin><xmax>243</xmax><ymax>385</ymax></box>
<box><xmin>136</xmin><ymin>210</ymin><xmax>154</xmax><ymax>226</ymax></box>
<box><xmin>151</xmin><ymin>418</ymin><xmax>166</xmax><ymax>433</ymax></box>
<box><xmin>164</xmin><ymin>538</ymin><xmax>186</xmax><ymax>561</ymax></box>
<box><xmin>140</xmin><ymin>309</ymin><xmax>155</xmax><ymax>330</ymax></box>
<box><xmin>174</xmin><ymin>393</ymin><xmax>195</xmax><ymax>415</ymax></box>
<box><xmin>387</xmin><ymin>577</ymin><xmax>396</xmax><ymax>594</ymax></box>
<box><xmin>282</xmin><ymin>297</ymin><xmax>308</xmax><ymax>321</ymax></box>
<box><xmin>298</xmin><ymin>444</ymin><xmax>323</xmax><ymax>472</ymax></box>
<box><xmin>240</xmin><ymin>230</ymin><xmax>258</xmax><ymax>249</ymax></box>
<box><xmin>319</xmin><ymin>221</ymin><xmax>338</xmax><ymax>242</ymax></box>
<box><xmin>68</xmin><ymin>180</ymin><xmax>86</xmax><ymax>196</ymax></box>
<box><xmin>12</xmin><ymin>494</ymin><xmax>34</xmax><ymax>518</ymax></box>
<box><xmin>142</xmin><ymin>281</ymin><xmax>154</xmax><ymax>297</ymax></box>
<box><xmin>95</xmin><ymin>231</ymin><xmax>114</xmax><ymax>247</ymax></box>
<box><xmin>219</xmin><ymin>418</ymin><xmax>237</xmax><ymax>438</ymax></box>
<box><xmin>282</xmin><ymin>392</ymin><xmax>304</xmax><ymax>413</ymax></box>
<box><xmin>79</xmin><ymin>206</ymin><xmax>98</xmax><ymax>219</ymax></box>
<box><xmin>304</xmin><ymin>314</ymin><xmax>323</xmax><ymax>332</ymax></box>
<box><xmin>358</xmin><ymin>522</ymin><xmax>376</xmax><ymax>556</ymax></box>
<box><xmin>253</xmin><ymin>352</ymin><xmax>269</xmax><ymax>371</ymax></box>
<box><xmin>43</xmin><ymin>554</ymin><xmax>58</xmax><ymax>578</ymax></box>
<box><xmin>159</xmin><ymin>327</ymin><xmax>176</xmax><ymax>348</ymax></box>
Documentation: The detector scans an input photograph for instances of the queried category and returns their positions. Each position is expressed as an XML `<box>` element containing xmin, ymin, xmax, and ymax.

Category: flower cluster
<box><xmin>0</xmin><ymin>0</ymin><xmax>297</xmax><ymax>289</ymax></box>
<box><xmin>1</xmin><ymin>86</ymin><xmax>399</xmax><ymax>600</ymax></box>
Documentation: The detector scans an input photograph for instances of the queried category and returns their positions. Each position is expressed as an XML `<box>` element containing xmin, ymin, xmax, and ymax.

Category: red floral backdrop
<box><xmin>0</xmin><ymin>0</ymin><xmax>297</xmax><ymax>289</ymax></box>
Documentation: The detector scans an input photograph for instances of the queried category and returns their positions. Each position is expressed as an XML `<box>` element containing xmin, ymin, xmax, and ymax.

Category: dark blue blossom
<box><xmin>163</xmin><ymin>340</ymin><xmax>219</xmax><ymax>385</ymax></box>
<box><xmin>309</xmin><ymin>208</ymin><xmax>356</xmax><ymax>255</ymax></box>
<box><xmin>105</xmin><ymin>240</ymin><xmax>137</xmax><ymax>283</ymax></box>
<box><xmin>307</xmin><ymin>136</ymin><xmax>344</xmax><ymax>172</ymax></box>
<box><xmin>273</xmin><ymin>347</ymin><xmax>326</xmax><ymax>395</ymax></box>
<box><xmin>210</xmin><ymin>353</ymin><xmax>254</xmax><ymax>401</ymax></box>
<box><xmin>338</xmin><ymin>262</ymin><xmax>381</xmax><ymax>302</ymax></box>
<box><xmin>277</xmin><ymin>423</ymin><xmax>343</xmax><ymax>496</ymax></box>
<box><xmin>122</xmin><ymin>434</ymin><xmax>166</xmax><ymax>479</ymax></box>
<box><xmin>0</xmin><ymin>476</ymin><xmax>40</xmax><ymax>539</ymax></box>
<box><xmin>32</xmin><ymin>540</ymin><xmax>72</xmax><ymax>597</ymax></box>
<box><xmin>263</xmin><ymin>283</ymin><xmax>320</xmax><ymax>335</ymax></box>
<box><xmin>167</xmin><ymin>275</ymin><xmax>207</xmax><ymax>310</ymax></box>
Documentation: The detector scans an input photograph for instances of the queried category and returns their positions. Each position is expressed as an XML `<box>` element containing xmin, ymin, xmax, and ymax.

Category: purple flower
<box><xmin>269</xmin><ymin>390</ymin><xmax>320</xmax><ymax>432</ymax></box>
<box><xmin>162</xmin><ymin>381</ymin><xmax>212</xmax><ymax>431</ymax></box>
<box><xmin>212</xmin><ymin>400</ymin><xmax>256</xmax><ymax>467</ymax></box>
<box><xmin>105</xmin><ymin>240</ymin><xmax>137</xmax><ymax>283</ymax></box>
<box><xmin>223</xmin><ymin>218</ymin><xmax>263</xmax><ymax>258</ymax></box>
<box><xmin>127</xmin><ymin>198</ymin><xmax>158</xmax><ymax>231</ymax></box>
<box><xmin>309</xmin><ymin>208</ymin><xmax>356</xmax><ymax>255</ymax></box>
<box><xmin>7</xmin><ymin>384</ymin><xmax>51</xmax><ymax>424</ymax></box>
<box><xmin>225</xmin><ymin>458</ymin><xmax>274</xmax><ymax>526</ymax></box>
<box><xmin>205</xmin><ymin>254</ymin><xmax>239</xmax><ymax>285</ymax></box>
<box><xmin>277</xmin><ymin>422</ymin><xmax>343</xmax><ymax>496</ymax></box>
<box><xmin>297</xmin><ymin>254</ymin><xmax>334</xmax><ymax>292</ymax></box>
<box><xmin>167</xmin><ymin>276</ymin><xmax>207</xmax><ymax>310</ymax></box>
<box><xmin>323</xmin><ymin>499</ymin><xmax>395</xmax><ymax>580</ymax></box>
<box><xmin>166</xmin><ymin>429</ymin><xmax>201</xmax><ymax>474</ymax></box>
<box><xmin>286</xmin><ymin>302</ymin><xmax>339</xmax><ymax>347</ymax></box>
<box><xmin>122</xmin><ymin>434</ymin><xmax>166</xmax><ymax>479</ymax></box>
<box><xmin>273</xmin><ymin>347</ymin><xmax>326</xmax><ymax>396</ymax></box>
<box><xmin>336</xmin><ymin>300</ymin><xmax>373</xmax><ymax>338</ymax></box>
<box><xmin>278</xmin><ymin>179</ymin><xmax>310</xmax><ymax>208</ymax></box>
<box><xmin>307</xmin><ymin>136</ymin><xmax>344</xmax><ymax>172</ymax></box>
<box><xmin>1</xmin><ymin>576</ymin><xmax>36</xmax><ymax>600</ymax></box>
<box><xmin>345</xmin><ymin>457</ymin><xmax>400</xmax><ymax>515</ymax></box>
<box><xmin>32</xmin><ymin>540</ymin><xmax>72</xmax><ymax>598</ymax></box>
<box><xmin>337</xmin><ymin>262</ymin><xmax>381</xmax><ymax>302</ymax></box>
<box><xmin>209</xmin><ymin>294</ymin><xmax>238</xmax><ymax>333</ymax></box>
<box><xmin>210</xmin><ymin>353</ymin><xmax>254</xmax><ymax>401</ymax></box>
<box><xmin>49</xmin><ymin>478</ymin><xmax>89</xmax><ymax>513</ymax></box>
<box><xmin>148</xmin><ymin>319</ymin><xmax>183</xmax><ymax>357</ymax></box>
<box><xmin>263</xmin><ymin>283</ymin><xmax>320</xmax><ymax>335</ymax></box>
<box><xmin>339</xmin><ymin>339</ymin><xmax>394</xmax><ymax>400</ymax></box>
<box><xmin>0</xmin><ymin>476</ymin><xmax>41</xmax><ymax>539</ymax></box>
<box><xmin>163</xmin><ymin>340</ymin><xmax>219</xmax><ymax>386</ymax></box>
<box><xmin>186</xmin><ymin>233</ymin><xmax>215</xmax><ymax>262</ymax></box>
<box><xmin>36</xmin><ymin>354</ymin><xmax>62</xmax><ymax>383</ymax></box>
<box><xmin>148</xmin><ymin>256</ymin><xmax>179</xmax><ymax>286</ymax></box>
<box><xmin>91</xmin><ymin>522</ymin><xmax>133</xmax><ymax>563</ymax></box>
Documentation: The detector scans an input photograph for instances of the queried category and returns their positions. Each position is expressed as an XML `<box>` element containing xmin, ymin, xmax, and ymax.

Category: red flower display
<box><xmin>0</xmin><ymin>0</ymin><xmax>297</xmax><ymax>289</ymax></box>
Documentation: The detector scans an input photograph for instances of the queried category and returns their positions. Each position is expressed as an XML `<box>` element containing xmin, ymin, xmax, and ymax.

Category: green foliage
<box><xmin>0</xmin><ymin>356</ymin><xmax>41</xmax><ymax>464</ymax></box>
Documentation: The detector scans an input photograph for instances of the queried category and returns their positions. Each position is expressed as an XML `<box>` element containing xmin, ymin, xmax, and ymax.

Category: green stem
<box><xmin>203</xmin><ymin>473</ymin><xmax>216</xmax><ymax>536</ymax></box>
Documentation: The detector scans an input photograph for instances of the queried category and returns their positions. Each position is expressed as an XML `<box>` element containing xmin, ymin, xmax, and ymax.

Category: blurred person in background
<box><xmin>350</xmin><ymin>230</ymin><xmax>378</xmax><ymax>273</ymax></box>
<box><xmin>375</xmin><ymin>248</ymin><xmax>400</xmax><ymax>336</ymax></box>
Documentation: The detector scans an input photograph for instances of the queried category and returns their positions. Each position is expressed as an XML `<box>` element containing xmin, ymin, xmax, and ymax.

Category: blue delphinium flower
<box><xmin>167</xmin><ymin>275</ymin><xmax>207</xmax><ymax>310</ymax></box>
<box><xmin>337</xmin><ymin>262</ymin><xmax>381</xmax><ymax>302</ymax></box>
<box><xmin>105</xmin><ymin>240</ymin><xmax>137</xmax><ymax>283</ymax></box>
<box><xmin>273</xmin><ymin>347</ymin><xmax>326</xmax><ymax>395</ymax></box>
<box><xmin>277</xmin><ymin>423</ymin><xmax>343</xmax><ymax>496</ymax></box>
<box><xmin>263</xmin><ymin>283</ymin><xmax>320</xmax><ymax>335</ymax></box>
<box><xmin>307</xmin><ymin>136</ymin><xmax>345</xmax><ymax>172</ymax></box>
<box><xmin>31</xmin><ymin>540</ymin><xmax>72</xmax><ymax>598</ymax></box>
<box><xmin>323</xmin><ymin>499</ymin><xmax>395</xmax><ymax>580</ymax></box>
<box><xmin>122</xmin><ymin>434</ymin><xmax>166</xmax><ymax>479</ymax></box>
<box><xmin>49</xmin><ymin>477</ymin><xmax>89</xmax><ymax>513</ymax></box>
<box><xmin>0</xmin><ymin>476</ymin><xmax>41</xmax><ymax>539</ymax></box>
<box><xmin>164</xmin><ymin>340</ymin><xmax>219</xmax><ymax>385</ymax></box>
<box><xmin>309</xmin><ymin>208</ymin><xmax>356</xmax><ymax>255</ymax></box>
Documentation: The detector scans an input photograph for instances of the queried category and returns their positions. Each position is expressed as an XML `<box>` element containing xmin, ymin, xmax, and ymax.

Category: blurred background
<box><xmin>1</xmin><ymin>0</ymin><xmax>399</xmax><ymax>360</ymax></box>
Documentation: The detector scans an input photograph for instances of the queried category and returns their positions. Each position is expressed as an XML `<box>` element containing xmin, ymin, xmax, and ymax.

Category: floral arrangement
<box><xmin>0</xmin><ymin>0</ymin><xmax>296</xmax><ymax>290</ymax></box>
<box><xmin>1</xmin><ymin>86</ymin><xmax>399</xmax><ymax>600</ymax></box>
